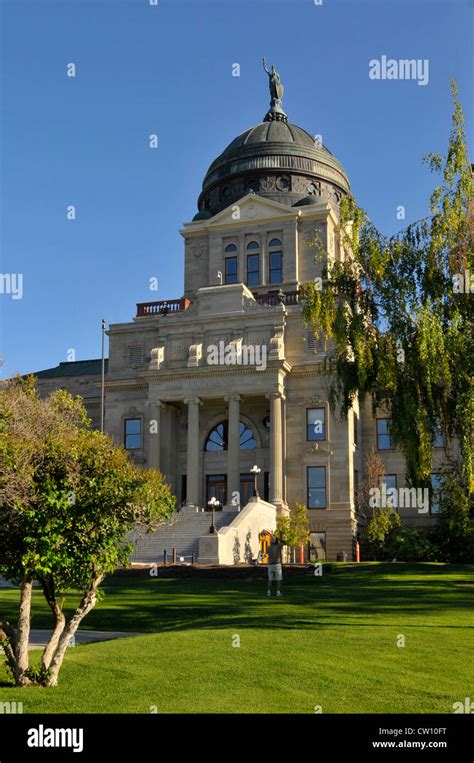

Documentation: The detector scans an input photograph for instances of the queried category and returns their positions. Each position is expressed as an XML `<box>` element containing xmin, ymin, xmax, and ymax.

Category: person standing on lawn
<box><xmin>267</xmin><ymin>535</ymin><xmax>284</xmax><ymax>597</ymax></box>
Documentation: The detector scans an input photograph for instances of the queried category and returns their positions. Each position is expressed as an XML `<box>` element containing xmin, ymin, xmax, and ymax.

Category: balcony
<box><xmin>136</xmin><ymin>297</ymin><xmax>191</xmax><ymax>317</ymax></box>
<box><xmin>252</xmin><ymin>289</ymin><xmax>300</xmax><ymax>307</ymax></box>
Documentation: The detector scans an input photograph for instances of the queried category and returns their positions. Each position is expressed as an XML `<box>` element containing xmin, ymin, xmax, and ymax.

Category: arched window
<box><xmin>205</xmin><ymin>421</ymin><xmax>257</xmax><ymax>451</ymax></box>
<box><xmin>224</xmin><ymin>243</ymin><xmax>238</xmax><ymax>284</ymax></box>
<box><xmin>246</xmin><ymin>241</ymin><xmax>260</xmax><ymax>286</ymax></box>
<box><xmin>268</xmin><ymin>237</ymin><xmax>283</xmax><ymax>284</ymax></box>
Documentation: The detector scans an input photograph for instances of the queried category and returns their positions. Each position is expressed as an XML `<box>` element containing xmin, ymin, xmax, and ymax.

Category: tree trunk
<box><xmin>41</xmin><ymin>609</ymin><xmax>66</xmax><ymax>671</ymax></box>
<box><xmin>44</xmin><ymin>575</ymin><xmax>104</xmax><ymax>687</ymax></box>
<box><xmin>14</xmin><ymin>577</ymin><xmax>33</xmax><ymax>686</ymax></box>
<box><xmin>0</xmin><ymin>620</ymin><xmax>18</xmax><ymax>676</ymax></box>
<box><xmin>37</xmin><ymin>575</ymin><xmax>66</xmax><ymax>671</ymax></box>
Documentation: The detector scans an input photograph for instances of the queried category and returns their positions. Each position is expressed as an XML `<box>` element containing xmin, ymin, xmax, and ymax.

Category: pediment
<box><xmin>205</xmin><ymin>194</ymin><xmax>300</xmax><ymax>227</ymax></box>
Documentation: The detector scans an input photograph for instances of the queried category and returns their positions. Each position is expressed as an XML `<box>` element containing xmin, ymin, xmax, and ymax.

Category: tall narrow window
<box><xmin>246</xmin><ymin>241</ymin><xmax>260</xmax><ymax>286</ymax></box>
<box><xmin>353</xmin><ymin>412</ymin><xmax>358</xmax><ymax>447</ymax></box>
<box><xmin>307</xmin><ymin>408</ymin><xmax>326</xmax><ymax>441</ymax></box>
<box><xmin>268</xmin><ymin>238</ymin><xmax>282</xmax><ymax>284</ymax></box>
<box><xmin>430</xmin><ymin>473</ymin><xmax>445</xmax><ymax>514</ymax></box>
<box><xmin>307</xmin><ymin>466</ymin><xmax>326</xmax><ymax>509</ymax></box>
<box><xmin>225</xmin><ymin>257</ymin><xmax>237</xmax><ymax>284</ymax></box>
<box><xmin>376</xmin><ymin>418</ymin><xmax>393</xmax><ymax>450</ymax></box>
<box><xmin>124</xmin><ymin>418</ymin><xmax>141</xmax><ymax>450</ymax></box>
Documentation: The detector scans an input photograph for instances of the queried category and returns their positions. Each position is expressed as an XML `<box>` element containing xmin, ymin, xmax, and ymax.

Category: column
<box><xmin>225</xmin><ymin>394</ymin><xmax>241</xmax><ymax>508</ymax></box>
<box><xmin>266</xmin><ymin>391</ymin><xmax>285</xmax><ymax>509</ymax></box>
<box><xmin>147</xmin><ymin>400</ymin><xmax>164</xmax><ymax>471</ymax></box>
<box><xmin>184</xmin><ymin>397</ymin><xmax>202</xmax><ymax>507</ymax></box>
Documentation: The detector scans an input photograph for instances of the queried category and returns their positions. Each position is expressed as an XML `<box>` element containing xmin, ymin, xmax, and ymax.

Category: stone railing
<box><xmin>253</xmin><ymin>290</ymin><xmax>299</xmax><ymax>307</ymax></box>
<box><xmin>136</xmin><ymin>297</ymin><xmax>191</xmax><ymax>317</ymax></box>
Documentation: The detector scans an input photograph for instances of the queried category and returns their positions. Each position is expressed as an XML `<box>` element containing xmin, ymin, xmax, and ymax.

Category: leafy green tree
<box><xmin>0</xmin><ymin>378</ymin><xmax>175</xmax><ymax>686</ymax></box>
<box><xmin>276</xmin><ymin>503</ymin><xmax>310</xmax><ymax>552</ymax></box>
<box><xmin>301</xmin><ymin>82</ymin><xmax>473</xmax><ymax>513</ymax></box>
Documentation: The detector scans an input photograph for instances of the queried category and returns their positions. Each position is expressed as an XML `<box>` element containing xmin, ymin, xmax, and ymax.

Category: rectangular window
<box><xmin>353</xmin><ymin>412</ymin><xmax>358</xmax><ymax>447</ymax></box>
<box><xmin>376</xmin><ymin>418</ymin><xmax>393</xmax><ymax>450</ymax></box>
<box><xmin>307</xmin><ymin>408</ymin><xmax>326</xmax><ymax>441</ymax></box>
<box><xmin>379</xmin><ymin>474</ymin><xmax>397</xmax><ymax>491</ymax></box>
<box><xmin>269</xmin><ymin>252</ymin><xmax>282</xmax><ymax>284</ymax></box>
<box><xmin>309</xmin><ymin>531</ymin><xmax>326</xmax><ymax>561</ymax></box>
<box><xmin>379</xmin><ymin>474</ymin><xmax>397</xmax><ymax>509</ymax></box>
<box><xmin>430</xmin><ymin>473</ymin><xmax>444</xmax><ymax>515</ymax></box>
<box><xmin>225</xmin><ymin>257</ymin><xmax>238</xmax><ymax>284</ymax></box>
<box><xmin>434</xmin><ymin>419</ymin><xmax>445</xmax><ymax>448</ymax></box>
<box><xmin>247</xmin><ymin>254</ymin><xmax>260</xmax><ymax>287</ymax></box>
<box><xmin>129</xmin><ymin>345</ymin><xmax>143</xmax><ymax>368</ymax></box>
<box><xmin>307</xmin><ymin>466</ymin><xmax>326</xmax><ymax>509</ymax></box>
<box><xmin>124</xmin><ymin>418</ymin><xmax>141</xmax><ymax>450</ymax></box>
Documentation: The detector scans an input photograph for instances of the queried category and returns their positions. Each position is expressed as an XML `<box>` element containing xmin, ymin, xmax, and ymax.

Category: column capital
<box><xmin>265</xmin><ymin>391</ymin><xmax>285</xmax><ymax>401</ymax></box>
<box><xmin>224</xmin><ymin>394</ymin><xmax>242</xmax><ymax>403</ymax></box>
<box><xmin>146</xmin><ymin>399</ymin><xmax>166</xmax><ymax>408</ymax></box>
<box><xmin>183</xmin><ymin>396</ymin><xmax>203</xmax><ymax>406</ymax></box>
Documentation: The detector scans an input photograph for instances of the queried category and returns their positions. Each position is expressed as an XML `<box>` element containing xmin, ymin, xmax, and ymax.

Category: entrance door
<box><xmin>239</xmin><ymin>474</ymin><xmax>254</xmax><ymax>506</ymax></box>
<box><xmin>206</xmin><ymin>475</ymin><xmax>226</xmax><ymax>507</ymax></box>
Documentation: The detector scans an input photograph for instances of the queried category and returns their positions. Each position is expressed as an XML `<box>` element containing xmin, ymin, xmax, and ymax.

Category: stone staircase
<box><xmin>131</xmin><ymin>507</ymin><xmax>238</xmax><ymax>564</ymax></box>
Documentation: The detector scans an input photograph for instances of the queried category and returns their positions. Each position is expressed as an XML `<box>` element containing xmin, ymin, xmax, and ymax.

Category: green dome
<box><xmin>196</xmin><ymin>120</ymin><xmax>350</xmax><ymax>217</ymax></box>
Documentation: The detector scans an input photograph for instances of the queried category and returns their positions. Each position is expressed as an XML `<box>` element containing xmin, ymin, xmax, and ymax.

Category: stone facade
<box><xmin>31</xmin><ymin>106</ymin><xmax>448</xmax><ymax>562</ymax></box>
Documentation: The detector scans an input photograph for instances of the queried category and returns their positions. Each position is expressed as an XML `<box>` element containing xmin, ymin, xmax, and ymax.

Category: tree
<box><xmin>0</xmin><ymin>378</ymin><xmax>175</xmax><ymax>686</ymax></box>
<box><xmin>276</xmin><ymin>503</ymin><xmax>310</xmax><ymax>558</ymax></box>
<box><xmin>301</xmin><ymin>82</ymin><xmax>473</xmax><ymax>512</ymax></box>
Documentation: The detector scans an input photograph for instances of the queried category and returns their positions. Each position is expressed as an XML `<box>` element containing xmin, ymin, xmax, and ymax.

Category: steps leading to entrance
<box><xmin>131</xmin><ymin>508</ymin><xmax>238</xmax><ymax>563</ymax></box>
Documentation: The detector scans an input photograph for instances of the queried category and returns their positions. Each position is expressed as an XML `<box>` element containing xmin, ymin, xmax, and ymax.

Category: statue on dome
<box><xmin>262</xmin><ymin>58</ymin><xmax>284</xmax><ymax>102</ymax></box>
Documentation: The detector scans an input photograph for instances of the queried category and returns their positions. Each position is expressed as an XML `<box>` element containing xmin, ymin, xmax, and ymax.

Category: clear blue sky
<box><xmin>1</xmin><ymin>0</ymin><xmax>472</xmax><ymax>378</ymax></box>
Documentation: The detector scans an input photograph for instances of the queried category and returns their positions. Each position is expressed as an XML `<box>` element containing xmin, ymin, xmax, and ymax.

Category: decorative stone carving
<box><xmin>149</xmin><ymin>344</ymin><xmax>165</xmax><ymax>370</ymax></box>
<box><xmin>187</xmin><ymin>343</ymin><xmax>203</xmax><ymax>367</ymax></box>
<box><xmin>268</xmin><ymin>324</ymin><xmax>285</xmax><ymax>361</ymax></box>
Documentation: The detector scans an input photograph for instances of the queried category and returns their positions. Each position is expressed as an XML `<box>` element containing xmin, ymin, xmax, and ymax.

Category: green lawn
<box><xmin>0</xmin><ymin>563</ymin><xmax>473</xmax><ymax>713</ymax></box>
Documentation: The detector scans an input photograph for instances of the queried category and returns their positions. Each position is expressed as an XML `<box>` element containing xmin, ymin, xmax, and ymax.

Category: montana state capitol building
<box><xmin>34</xmin><ymin>65</ymin><xmax>443</xmax><ymax>563</ymax></box>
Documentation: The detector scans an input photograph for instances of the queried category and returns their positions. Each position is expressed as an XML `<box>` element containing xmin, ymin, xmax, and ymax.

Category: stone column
<box><xmin>147</xmin><ymin>400</ymin><xmax>165</xmax><ymax>471</ymax></box>
<box><xmin>184</xmin><ymin>397</ymin><xmax>202</xmax><ymax>507</ymax></box>
<box><xmin>225</xmin><ymin>394</ymin><xmax>241</xmax><ymax>508</ymax></box>
<box><xmin>266</xmin><ymin>391</ymin><xmax>285</xmax><ymax>510</ymax></box>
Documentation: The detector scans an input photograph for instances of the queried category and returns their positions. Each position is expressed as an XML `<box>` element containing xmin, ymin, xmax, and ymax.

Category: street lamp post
<box><xmin>250</xmin><ymin>464</ymin><xmax>261</xmax><ymax>498</ymax></box>
<box><xmin>207</xmin><ymin>496</ymin><xmax>221</xmax><ymax>534</ymax></box>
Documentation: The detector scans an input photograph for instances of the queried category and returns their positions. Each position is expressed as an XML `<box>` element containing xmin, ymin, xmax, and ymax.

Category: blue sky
<box><xmin>0</xmin><ymin>0</ymin><xmax>472</xmax><ymax>377</ymax></box>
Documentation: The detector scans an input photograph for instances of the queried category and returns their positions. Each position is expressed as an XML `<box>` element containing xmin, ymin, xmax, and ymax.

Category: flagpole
<box><xmin>100</xmin><ymin>319</ymin><xmax>106</xmax><ymax>433</ymax></box>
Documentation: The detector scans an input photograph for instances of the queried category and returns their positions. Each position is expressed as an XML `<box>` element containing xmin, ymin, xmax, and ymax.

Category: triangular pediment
<box><xmin>203</xmin><ymin>194</ymin><xmax>301</xmax><ymax>228</ymax></box>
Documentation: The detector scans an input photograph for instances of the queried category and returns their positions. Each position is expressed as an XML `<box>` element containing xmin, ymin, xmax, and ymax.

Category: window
<box><xmin>205</xmin><ymin>421</ymin><xmax>256</xmax><ymax>451</ymax></box>
<box><xmin>379</xmin><ymin>474</ymin><xmax>397</xmax><ymax>491</ymax></box>
<box><xmin>434</xmin><ymin>419</ymin><xmax>445</xmax><ymax>448</ymax></box>
<box><xmin>354</xmin><ymin>468</ymin><xmax>359</xmax><ymax>503</ymax></box>
<box><xmin>268</xmin><ymin>238</ymin><xmax>282</xmax><ymax>284</ymax></box>
<box><xmin>376</xmin><ymin>418</ymin><xmax>393</xmax><ymax>450</ymax></box>
<box><xmin>309</xmin><ymin>532</ymin><xmax>326</xmax><ymax>561</ymax></box>
<box><xmin>353</xmin><ymin>412</ymin><xmax>358</xmax><ymax>447</ymax></box>
<box><xmin>307</xmin><ymin>466</ymin><xmax>326</xmax><ymax>509</ymax></box>
<box><xmin>246</xmin><ymin>240</ymin><xmax>259</xmax><ymax>250</ymax></box>
<box><xmin>225</xmin><ymin>257</ymin><xmax>238</xmax><ymax>284</ymax></box>
<box><xmin>129</xmin><ymin>345</ymin><xmax>143</xmax><ymax>368</ymax></box>
<box><xmin>379</xmin><ymin>474</ymin><xmax>397</xmax><ymax>509</ymax></box>
<box><xmin>247</xmin><ymin>254</ymin><xmax>260</xmax><ymax>287</ymax></box>
<box><xmin>430</xmin><ymin>473</ymin><xmax>445</xmax><ymax>514</ymax></box>
<box><xmin>124</xmin><ymin>418</ymin><xmax>141</xmax><ymax>450</ymax></box>
<box><xmin>307</xmin><ymin>408</ymin><xmax>326</xmax><ymax>441</ymax></box>
<box><xmin>224</xmin><ymin>243</ymin><xmax>237</xmax><ymax>253</ymax></box>
<box><xmin>306</xmin><ymin>329</ymin><xmax>325</xmax><ymax>353</ymax></box>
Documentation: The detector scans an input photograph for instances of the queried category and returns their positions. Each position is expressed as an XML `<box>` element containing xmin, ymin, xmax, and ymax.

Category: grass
<box><xmin>0</xmin><ymin>563</ymin><xmax>473</xmax><ymax>713</ymax></box>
